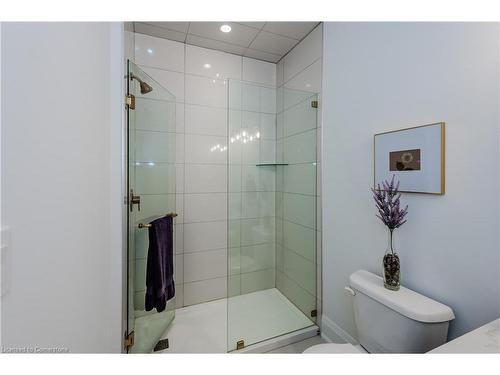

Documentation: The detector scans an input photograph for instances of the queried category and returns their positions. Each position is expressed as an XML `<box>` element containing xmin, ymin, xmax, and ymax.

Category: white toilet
<box><xmin>304</xmin><ymin>270</ymin><xmax>455</xmax><ymax>353</ymax></box>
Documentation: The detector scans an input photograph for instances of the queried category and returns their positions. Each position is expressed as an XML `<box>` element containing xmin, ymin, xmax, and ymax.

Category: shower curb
<box><xmin>233</xmin><ymin>325</ymin><xmax>319</xmax><ymax>353</ymax></box>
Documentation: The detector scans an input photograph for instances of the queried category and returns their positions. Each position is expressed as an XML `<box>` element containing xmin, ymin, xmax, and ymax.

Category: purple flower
<box><xmin>371</xmin><ymin>175</ymin><xmax>408</xmax><ymax>230</ymax></box>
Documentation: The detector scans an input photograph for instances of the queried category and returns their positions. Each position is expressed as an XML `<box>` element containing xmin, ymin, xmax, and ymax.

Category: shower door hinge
<box><xmin>129</xmin><ymin>189</ymin><xmax>141</xmax><ymax>212</ymax></box>
<box><xmin>311</xmin><ymin>100</ymin><xmax>318</xmax><ymax>109</ymax></box>
<box><xmin>126</xmin><ymin>94</ymin><xmax>136</xmax><ymax>110</ymax></box>
<box><xmin>153</xmin><ymin>338</ymin><xmax>169</xmax><ymax>352</ymax></box>
<box><xmin>124</xmin><ymin>330</ymin><xmax>135</xmax><ymax>352</ymax></box>
<box><xmin>236</xmin><ymin>340</ymin><xmax>245</xmax><ymax>350</ymax></box>
<box><xmin>311</xmin><ymin>309</ymin><xmax>318</xmax><ymax>317</ymax></box>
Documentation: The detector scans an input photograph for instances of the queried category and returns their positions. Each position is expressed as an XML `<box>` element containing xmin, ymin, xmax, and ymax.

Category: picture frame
<box><xmin>374</xmin><ymin>122</ymin><xmax>445</xmax><ymax>195</ymax></box>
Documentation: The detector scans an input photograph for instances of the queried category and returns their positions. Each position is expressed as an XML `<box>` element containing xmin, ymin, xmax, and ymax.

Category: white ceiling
<box><xmin>132</xmin><ymin>22</ymin><xmax>320</xmax><ymax>63</ymax></box>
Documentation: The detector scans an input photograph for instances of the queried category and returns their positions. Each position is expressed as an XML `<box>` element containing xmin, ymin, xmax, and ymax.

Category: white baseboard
<box><xmin>320</xmin><ymin>314</ymin><xmax>358</xmax><ymax>345</ymax></box>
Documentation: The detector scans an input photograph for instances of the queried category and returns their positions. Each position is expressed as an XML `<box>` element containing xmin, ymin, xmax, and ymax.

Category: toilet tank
<box><xmin>349</xmin><ymin>270</ymin><xmax>455</xmax><ymax>353</ymax></box>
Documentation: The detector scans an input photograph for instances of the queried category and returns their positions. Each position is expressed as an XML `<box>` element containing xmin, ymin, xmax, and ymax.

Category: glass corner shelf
<box><xmin>255</xmin><ymin>163</ymin><xmax>289</xmax><ymax>166</ymax></box>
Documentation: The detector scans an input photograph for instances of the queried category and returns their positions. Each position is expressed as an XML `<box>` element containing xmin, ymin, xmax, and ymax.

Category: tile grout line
<box><xmin>180</xmin><ymin>267</ymin><xmax>277</xmax><ymax>288</ymax></box>
<box><xmin>182</xmin><ymin>41</ymin><xmax>187</xmax><ymax>307</ymax></box>
<box><xmin>275</xmin><ymin>59</ymin><xmax>282</xmax><ymax>292</ymax></box>
<box><xmin>137</xmin><ymin>63</ymin><xmax>277</xmax><ymax>90</ymax></box>
<box><xmin>276</xmin><ymin>268</ymin><xmax>317</xmax><ymax>301</ymax></box>
<box><xmin>276</xmin><ymin>22</ymin><xmax>322</xmax><ymax>65</ymax></box>
<box><xmin>237</xmin><ymin>61</ymin><xmax>243</xmax><ymax>296</ymax></box>
<box><xmin>281</xmin><ymin>56</ymin><xmax>322</xmax><ymax>88</ymax></box>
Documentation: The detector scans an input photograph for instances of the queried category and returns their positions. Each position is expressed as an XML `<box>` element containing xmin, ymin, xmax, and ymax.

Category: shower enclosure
<box><xmin>126</xmin><ymin>61</ymin><xmax>177</xmax><ymax>353</ymax></box>
<box><xmin>124</xmin><ymin>63</ymin><xmax>319</xmax><ymax>353</ymax></box>
<box><xmin>227</xmin><ymin>80</ymin><xmax>319</xmax><ymax>351</ymax></box>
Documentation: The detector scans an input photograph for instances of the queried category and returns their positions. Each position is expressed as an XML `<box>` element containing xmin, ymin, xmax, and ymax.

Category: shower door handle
<box><xmin>130</xmin><ymin>189</ymin><xmax>141</xmax><ymax>212</ymax></box>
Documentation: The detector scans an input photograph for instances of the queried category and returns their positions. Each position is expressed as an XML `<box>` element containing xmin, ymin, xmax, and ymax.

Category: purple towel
<box><xmin>145</xmin><ymin>216</ymin><xmax>175</xmax><ymax>313</ymax></box>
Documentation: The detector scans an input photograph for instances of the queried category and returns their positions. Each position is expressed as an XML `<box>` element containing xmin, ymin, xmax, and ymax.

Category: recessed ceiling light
<box><xmin>203</xmin><ymin>63</ymin><xmax>211</xmax><ymax>69</ymax></box>
<box><xmin>220</xmin><ymin>24</ymin><xmax>231</xmax><ymax>33</ymax></box>
<box><xmin>147</xmin><ymin>48</ymin><xmax>153</xmax><ymax>54</ymax></box>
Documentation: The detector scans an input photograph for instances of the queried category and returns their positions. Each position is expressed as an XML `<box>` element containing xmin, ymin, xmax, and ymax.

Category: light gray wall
<box><xmin>1</xmin><ymin>22</ymin><xmax>124</xmax><ymax>352</ymax></box>
<box><xmin>321</xmin><ymin>22</ymin><xmax>500</xmax><ymax>342</ymax></box>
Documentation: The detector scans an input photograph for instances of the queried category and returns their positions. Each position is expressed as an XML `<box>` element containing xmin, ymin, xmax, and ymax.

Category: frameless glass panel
<box><xmin>127</xmin><ymin>61</ymin><xmax>177</xmax><ymax>353</ymax></box>
<box><xmin>227</xmin><ymin>81</ymin><xmax>318</xmax><ymax>352</ymax></box>
<box><xmin>276</xmin><ymin>88</ymin><xmax>318</xmax><ymax>323</ymax></box>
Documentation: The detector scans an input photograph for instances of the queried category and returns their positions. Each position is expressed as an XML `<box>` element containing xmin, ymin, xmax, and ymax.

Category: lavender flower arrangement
<box><xmin>371</xmin><ymin>175</ymin><xmax>408</xmax><ymax>290</ymax></box>
<box><xmin>371</xmin><ymin>175</ymin><xmax>408</xmax><ymax>234</ymax></box>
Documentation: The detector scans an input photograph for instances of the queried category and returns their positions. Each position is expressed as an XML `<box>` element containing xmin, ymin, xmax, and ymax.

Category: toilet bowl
<box><xmin>303</xmin><ymin>343</ymin><xmax>364</xmax><ymax>353</ymax></box>
<box><xmin>304</xmin><ymin>270</ymin><xmax>455</xmax><ymax>354</ymax></box>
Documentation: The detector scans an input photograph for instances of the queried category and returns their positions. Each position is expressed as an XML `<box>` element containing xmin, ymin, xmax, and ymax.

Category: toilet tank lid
<box><xmin>349</xmin><ymin>270</ymin><xmax>455</xmax><ymax>323</ymax></box>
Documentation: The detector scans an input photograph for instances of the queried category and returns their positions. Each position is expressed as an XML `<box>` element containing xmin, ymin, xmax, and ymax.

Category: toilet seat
<box><xmin>303</xmin><ymin>343</ymin><xmax>363</xmax><ymax>353</ymax></box>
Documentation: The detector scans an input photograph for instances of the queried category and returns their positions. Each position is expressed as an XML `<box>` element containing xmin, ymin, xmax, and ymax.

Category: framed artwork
<box><xmin>374</xmin><ymin>122</ymin><xmax>445</xmax><ymax>195</ymax></box>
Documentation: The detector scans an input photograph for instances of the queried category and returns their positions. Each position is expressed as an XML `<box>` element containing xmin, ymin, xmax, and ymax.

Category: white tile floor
<box><xmin>156</xmin><ymin>288</ymin><xmax>315</xmax><ymax>353</ymax></box>
<box><xmin>132</xmin><ymin>310</ymin><xmax>175</xmax><ymax>353</ymax></box>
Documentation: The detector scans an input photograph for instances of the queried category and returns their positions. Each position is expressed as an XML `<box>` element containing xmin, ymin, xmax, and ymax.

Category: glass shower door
<box><xmin>126</xmin><ymin>61</ymin><xmax>177</xmax><ymax>353</ymax></box>
<box><xmin>227</xmin><ymin>80</ymin><xmax>318</xmax><ymax>351</ymax></box>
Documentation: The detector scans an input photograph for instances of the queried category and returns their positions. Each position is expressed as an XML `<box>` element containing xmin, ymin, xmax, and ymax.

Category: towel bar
<box><xmin>137</xmin><ymin>212</ymin><xmax>178</xmax><ymax>228</ymax></box>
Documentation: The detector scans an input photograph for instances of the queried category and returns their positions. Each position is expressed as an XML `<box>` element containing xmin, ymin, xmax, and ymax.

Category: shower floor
<box><xmin>155</xmin><ymin>288</ymin><xmax>315</xmax><ymax>353</ymax></box>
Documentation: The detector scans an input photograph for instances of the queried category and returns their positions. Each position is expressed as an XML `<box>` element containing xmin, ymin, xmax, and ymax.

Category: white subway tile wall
<box><xmin>134</xmin><ymin>34</ymin><xmax>277</xmax><ymax>307</ymax></box>
<box><xmin>242</xmin><ymin>57</ymin><xmax>277</xmax><ymax>86</ymax></box>
<box><xmin>141</xmin><ymin>67</ymin><xmax>185</xmax><ymax>101</ymax></box>
<box><xmin>227</xmin><ymin>77</ymin><xmax>280</xmax><ymax>299</ymax></box>
<box><xmin>275</xmin><ymin>23</ymin><xmax>323</xmax><ymax>323</ymax></box>
<box><xmin>282</xmin><ymin>25</ymin><xmax>323</xmax><ymax>83</ymax></box>
<box><xmin>130</xmin><ymin>58</ymin><xmax>179</xmax><ymax>316</ymax></box>
<box><xmin>135</xmin><ymin>33</ymin><xmax>185</xmax><ymax>71</ymax></box>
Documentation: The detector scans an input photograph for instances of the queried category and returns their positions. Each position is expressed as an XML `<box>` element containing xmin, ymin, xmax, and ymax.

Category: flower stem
<box><xmin>389</xmin><ymin>229</ymin><xmax>394</xmax><ymax>254</ymax></box>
